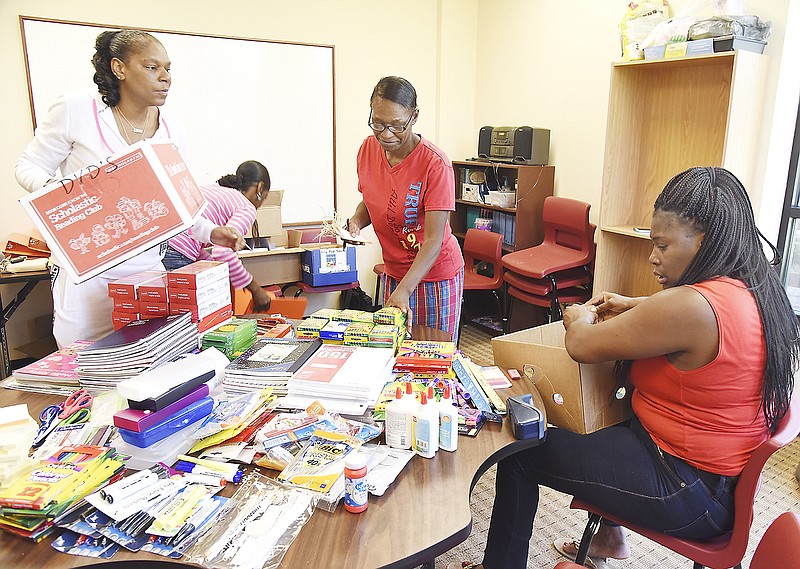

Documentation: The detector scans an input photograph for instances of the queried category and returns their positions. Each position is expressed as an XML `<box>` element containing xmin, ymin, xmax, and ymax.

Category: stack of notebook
<box><xmin>283</xmin><ymin>344</ymin><xmax>395</xmax><ymax>415</ymax></box>
<box><xmin>75</xmin><ymin>313</ymin><xmax>198</xmax><ymax>391</ymax></box>
<box><xmin>4</xmin><ymin>340</ymin><xmax>94</xmax><ymax>396</ymax></box>
<box><xmin>222</xmin><ymin>337</ymin><xmax>322</xmax><ymax>396</ymax></box>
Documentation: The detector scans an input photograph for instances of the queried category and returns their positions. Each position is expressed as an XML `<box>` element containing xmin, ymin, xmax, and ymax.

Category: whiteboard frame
<box><xmin>19</xmin><ymin>15</ymin><xmax>336</xmax><ymax>226</ymax></box>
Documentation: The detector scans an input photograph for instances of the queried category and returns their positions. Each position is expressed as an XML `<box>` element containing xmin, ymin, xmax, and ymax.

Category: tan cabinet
<box><xmin>593</xmin><ymin>51</ymin><xmax>768</xmax><ymax>297</ymax></box>
<box><xmin>451</xmin><ymin>161</ymin><xmax>555</xmax><ymax>252</ymax></box>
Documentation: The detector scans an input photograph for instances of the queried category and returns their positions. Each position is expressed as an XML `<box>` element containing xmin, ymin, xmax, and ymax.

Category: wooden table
<box><xmin>0</xmin><ymin>325</ymin><xmax>545</xmax><ymax>568</ymax></box>
<box><xmin>0</xmin><ymin>269</ymin><xmax>51</xmax><ymax>379</ymax></box>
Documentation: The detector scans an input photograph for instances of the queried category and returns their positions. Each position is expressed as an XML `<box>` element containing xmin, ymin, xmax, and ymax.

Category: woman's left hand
<box><xmin>562</xmin><ymin>302</ymin><xmax>598</xmax><ymax>330</ymax></box>
<box><xmin>210</xmin><ymin>226</ymin><xmax>245</xmax><ymax>251</ymax></box>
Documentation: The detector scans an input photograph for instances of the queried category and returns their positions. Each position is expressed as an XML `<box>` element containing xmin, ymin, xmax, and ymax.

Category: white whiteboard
<box><xmin>20</xmin><ymin>16</ymin><xmax>336</xmax><ymax>225</ymax></box>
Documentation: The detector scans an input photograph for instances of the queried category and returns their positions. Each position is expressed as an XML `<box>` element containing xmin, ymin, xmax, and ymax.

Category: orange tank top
<box><xmin>630</xmin><ymin>277</ymin><xmax>767</xmax><ymax>475</ymax></box>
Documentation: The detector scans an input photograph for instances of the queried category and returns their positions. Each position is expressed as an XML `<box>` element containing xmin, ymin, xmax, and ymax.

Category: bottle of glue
<box><xmin>438</xmin><ymin>384</ymin><xmax>459</xmax><ymax>452</ymax></box>
<box><xmin>412</xmin><ymin>391</ymin><xmax>438</xmax><ymax>458</ymax></box>
<box><xmin>385</xmin><ymin>387</ymin><xmax>412</xmax><ymax>449</ymax></box>
<box><xmin>344</xmin><ymin>452</ymin><xmax>368</xmax><ymax>513</ymax></box>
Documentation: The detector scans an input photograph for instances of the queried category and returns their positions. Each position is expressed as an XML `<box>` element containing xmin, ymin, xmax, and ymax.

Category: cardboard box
<box><xmin>245</xmin><ymin>189</ymin><xmax>284</xmax><ymax>240</ymax></box>
<box><xmin>138</xmin><ymin>274</ymin><xmax>169</xmax><ymax>303</ymax></box>
<box><xmin>20</xmin><ymin>140</ymin><xmax>205</xmax><ymax>283</ymax></box>
<box><xmin>287</xmin><ymin>228</ymin><xmax>337</xmax><ymax>248</ymax></box>
<box><xmin>108</xmin><ymin>270</ymin><xmax>166</xmax><ymax>300</ymax></box>
<box><xmin>491</xmin><ymin>322</ymin><xmax>632</xmax><ymax>434</ymax></box>
<box><xmin>239</xmin><ymin>249</ymin><xmax>302</xmax><ymax>286</ymax></box>
<box><xmin>112</xmin><ymin>298</ymin><xmax>140</xmax><ymax>314</ymax></box>
<box><xmin>301</xmin><ymin>246</ymin><xmax>358</xmax><ymax>287</ymax></box>
<box><xmin>167</xmin><ymin>261</ymin><xmax>229</xmax><ymax>289</ymax></box>
<box><xmin>168</xmin><ymin>276</ymin><xmax>229</xmax><ymax>305</ymax></box>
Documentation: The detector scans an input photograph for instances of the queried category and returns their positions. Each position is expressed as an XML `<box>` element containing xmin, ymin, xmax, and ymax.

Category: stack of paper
<box><xmin>6</xmin><ymin>340</ymin><xmax>94</xmax><ymax>396</ymax></box>
<box><xmin>223</xmin><ymin>337</ymin><xmax>322</xmax><ymax>396</ymax></box>
<box><xmin>0</xmin><ymin>405</ymin><xmax>38</xmax><ymax>488</ymax></box>
<box><xmin>284</xmin><ymin>345</ymin><xmax>395</xmax><ymax>415</ymax></box>
<box><xmin>76</xmin><ymin>313</ymin><xmax>198</xmax><ymax>391</ymax></box>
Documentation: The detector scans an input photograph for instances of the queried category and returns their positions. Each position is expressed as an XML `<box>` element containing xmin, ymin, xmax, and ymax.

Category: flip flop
<box><xmin>553</xmin><ymin>538</ymin><xmax>611</xmax><ymax>569</ymax></box>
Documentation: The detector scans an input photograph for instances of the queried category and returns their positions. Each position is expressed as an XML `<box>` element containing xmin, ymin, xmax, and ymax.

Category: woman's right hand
<box><xmin>586</xmin><ymin>291</ymin><xmax>639</xmax><ymax>319</ymax></box>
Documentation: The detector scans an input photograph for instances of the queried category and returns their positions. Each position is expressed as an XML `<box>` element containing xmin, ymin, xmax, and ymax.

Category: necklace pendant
<box><xmin>131</xmin><ymin>127</ymin><xmax>144</xmax><ymax>134</ymax></box>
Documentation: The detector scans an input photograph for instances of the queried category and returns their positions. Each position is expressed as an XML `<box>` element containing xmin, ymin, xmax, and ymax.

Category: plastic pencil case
<box><xmin>117</xmin><ymin>396</ymin><xmax>214</xmax><ymax>448</ymax></box>
<box><xmin>127</xmin><ymin>370</ymin><xmax>214</xmax><ymax>411</ymax></box>
<box><xmin>113</xmin><ymin>384</ymin><xmax>210</xmax><ymax>432</ymax></box>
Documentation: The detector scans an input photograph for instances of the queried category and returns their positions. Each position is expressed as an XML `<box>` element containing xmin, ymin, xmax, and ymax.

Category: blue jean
<box><xmin>482</xmin><ymin>416</ymin><xmax>738</xmax><ymax>569</ymax></box>
<box><xmin>162</xmin><ymin>246</ymin><xmax>194</xmax><ymax>271</ymax></box>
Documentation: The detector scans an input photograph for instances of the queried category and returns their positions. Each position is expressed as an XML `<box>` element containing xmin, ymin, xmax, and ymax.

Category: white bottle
<box><xmin>412</xmin><ymin>391</ymin><xmax>439</xmax><ymax>458</ymax></box>
<box><xmin>385</xmin><ymin>387</ymin><xmax>412</xmax><ymax>450</ymax></box>
<box><xmin>438</xmin><ymin>385</ymin><xmax>459</xmax><ymax>452</ymax></box>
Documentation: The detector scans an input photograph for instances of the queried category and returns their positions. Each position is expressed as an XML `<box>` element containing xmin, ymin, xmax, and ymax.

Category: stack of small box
<box><xmin>167</xmin><ymin>261</ymin><xmax>233</xmax><ymax>333</ymax></box>
<box><xmin>111</xmin><ymin>350</ymin><xmax>223</xmax><ymax>465</ymax></box>
<box><xmin>108</xmin><ymin>270</ymin><xmax>169</xmax><ymax>331</ymax></box>
<box><xmin>296</xmin><ymin>318</ymin><xmax>328</xmax><ymax>339</ymax></box>
<box><xmin>201</xmin><ymin>318</ymin><xmax>258</xmax><ymax>360</ymax></box>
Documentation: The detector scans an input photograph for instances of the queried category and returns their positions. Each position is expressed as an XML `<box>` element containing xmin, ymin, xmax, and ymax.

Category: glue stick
<box><xmin>412</xmin><ymin>391</ymin><xmax>438</xmax><ymax>458</ymax></box>
<box><xmin>438</xmin><ymin>385</ymin><xmax>459</xmax><ymax>452</ymax></box>
<box><xmin>385</xmin><ymin>387</ymin><xmax>412</xmax><ymax>449</ymax></box>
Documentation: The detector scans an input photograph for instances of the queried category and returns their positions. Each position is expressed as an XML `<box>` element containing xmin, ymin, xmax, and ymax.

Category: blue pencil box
<box><xmin>117</xmin><ymin>396</ymin><xmax>214</xmax><ymax>448</ymax></box>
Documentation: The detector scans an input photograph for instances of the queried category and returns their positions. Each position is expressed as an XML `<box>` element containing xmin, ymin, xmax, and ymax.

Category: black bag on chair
<box><xmin>344</xmin><ymin>286</ymin><xmax>374</xmax><ymax>312</ymax></box>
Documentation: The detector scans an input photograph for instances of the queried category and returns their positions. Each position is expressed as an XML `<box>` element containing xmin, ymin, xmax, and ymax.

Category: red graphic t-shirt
<box><xmin>356</xmin><ymin>136</ymin><xmax>463</xmax><ymax>282</ymax></box>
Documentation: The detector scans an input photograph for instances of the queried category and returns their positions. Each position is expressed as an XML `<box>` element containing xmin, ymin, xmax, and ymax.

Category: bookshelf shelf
<box><xmin>451</xmin><ymin>161</ymin><xmax>554</xmax><ymax>251</ymax></box>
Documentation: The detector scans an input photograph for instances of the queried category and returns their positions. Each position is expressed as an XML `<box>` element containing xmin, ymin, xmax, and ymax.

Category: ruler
<box><xmin>452</xmin><ymin>356</ymin><xmax>504</xmax><ymax>422</ymax></box>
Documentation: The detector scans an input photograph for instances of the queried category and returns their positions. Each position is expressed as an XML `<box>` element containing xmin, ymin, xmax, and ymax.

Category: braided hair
<box><xmin>217</xmin><ymin>160</ymin><xmax>271</xmax><ymax>193</ymax></box>
<box><xmin>92</xmin><ymin>29</ymin><xmax>160</xmax><ymax>107</ymax></box>
<box><xmin>618</xmin><ymin>167</ymin><xmax>798</xmax><ymax>432</ymax></box>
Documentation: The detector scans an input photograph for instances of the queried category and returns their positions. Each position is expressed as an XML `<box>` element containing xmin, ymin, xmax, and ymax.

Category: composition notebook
<box><xmin>225</xmin><ymin>337</ymin><xmax>323</xmax><ymax>378</ymax></box>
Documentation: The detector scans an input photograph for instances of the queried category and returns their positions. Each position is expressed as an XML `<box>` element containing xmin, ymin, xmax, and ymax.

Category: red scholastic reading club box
<box><xmin>19</xmin><ymin>140</ymin><xmax>206</xmax><ymax>284</ymax></box>
<box><xmin>108</xmin><ymin>270</ymin><xmax>167</xmax><ymax>300</ymax></box>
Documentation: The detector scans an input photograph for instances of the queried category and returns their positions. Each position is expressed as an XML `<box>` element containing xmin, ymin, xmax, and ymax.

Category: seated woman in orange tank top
<box><xmin>460</xmin><ymin>167</ymin><xmax>798</xmax><ymax>569</ymax></box>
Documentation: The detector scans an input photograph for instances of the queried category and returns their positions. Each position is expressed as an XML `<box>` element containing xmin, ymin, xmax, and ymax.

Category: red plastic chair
<box><xmin>501</xmin><ymin>197</ymin><xmax>594</xmax><ymax>325</ymax></box>
<box><xmin>569</xmin><ymin>396</ymin><xmax>800</xmax><ymax>569</ymax></box>
<box><xmin>463</xmin><ymin>229</ymin><xmax>506</xmax><ymax>327</ymax></box>
<box><xmin>554</xmin><ymin>512</ymin><xmax>800</xmax><ymax>569</ymax></box>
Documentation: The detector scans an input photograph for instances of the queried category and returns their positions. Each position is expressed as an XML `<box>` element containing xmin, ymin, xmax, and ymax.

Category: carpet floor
<box><xmin>438</xmin><ymin>322</ymin><xmax>800</xmax><ymax>569</ymax></box>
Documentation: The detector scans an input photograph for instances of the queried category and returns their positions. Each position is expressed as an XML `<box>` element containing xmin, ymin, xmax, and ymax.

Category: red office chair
<box><xmin>568</xmin><ymin>396</ymin><xmax>800</xmax><ymax>569</ymax></box>
<box><xmin>462</xmin><ymin>229</ymin><xmax>506</xmax><ymax>330</ymax></box>
<box><xmin>554</xmin><ymin>512</ymin><xmax>800</xmax><ymax>569</ymax></box>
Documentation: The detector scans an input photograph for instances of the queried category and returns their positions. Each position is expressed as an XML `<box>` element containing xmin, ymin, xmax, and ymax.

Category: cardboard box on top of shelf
<box><xmin>491</xmin><ymin>322</ymin><xmax>631</xmax><ymax>434</ymax></box>
<box><xmin>246</xmin><ymin>190</ymin><xmax>284</xmax><ymax>243</ymax></box>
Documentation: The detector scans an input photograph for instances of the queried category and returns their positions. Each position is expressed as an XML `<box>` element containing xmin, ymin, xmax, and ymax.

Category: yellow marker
<box><xmin>175</xmin><ymin>454</ymin><xmax>230</xmax><ymax>473</ymax></box>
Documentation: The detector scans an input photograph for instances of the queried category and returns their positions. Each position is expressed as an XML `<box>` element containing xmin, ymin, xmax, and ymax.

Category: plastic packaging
<box><xmin>437</xmin><ymin>385</ymin><xmax>459</xmax><ymax>452</ymax></box>
<box><xmin>412</xmin><ymin>391</ymin><xmax>438</xmax><ymax>458</ymax></box>
<box><xmin>343</xmin><ymin>452</ymin><xmax>368</xmax><ymax>513</ymax></box>
<box><xmin>385</xmin><ymin>387</ymin><xmax>412</xmax><ymax>449</ymax></box>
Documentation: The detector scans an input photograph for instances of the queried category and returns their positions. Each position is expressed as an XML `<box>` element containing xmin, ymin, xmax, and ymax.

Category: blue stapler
<box><xmin>507</xmin><ymin>393</ymin><xmax>546</xmax><ymax>442</ymax></box>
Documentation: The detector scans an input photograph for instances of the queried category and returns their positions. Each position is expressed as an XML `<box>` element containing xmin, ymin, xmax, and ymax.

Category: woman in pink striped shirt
<box><xmin>166</xmin><ymin>160</ymin><xmax>272</xmax><ymax>310</ymax></box>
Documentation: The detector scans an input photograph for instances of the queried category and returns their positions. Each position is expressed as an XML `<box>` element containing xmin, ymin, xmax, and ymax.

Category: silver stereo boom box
<box><xmin>477</xmin><ymin>126</ymin><xmax>550</xmax><ymax>165</ymax></box>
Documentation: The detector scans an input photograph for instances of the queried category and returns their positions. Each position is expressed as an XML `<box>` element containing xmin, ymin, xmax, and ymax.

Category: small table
<box><xmin>0</xmin><ymin>269</ymin><xmax>51</xmax><ymax>379</ymax></box>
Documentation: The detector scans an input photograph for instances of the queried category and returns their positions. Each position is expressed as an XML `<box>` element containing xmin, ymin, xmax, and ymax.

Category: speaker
<box><xmin>510</xmin><ymin>127</ymin><xmax>550</xmax><ymax>165</ymax></box>
<box><xmin>477</xmin><ymin>126</ymin><xmax>493</xmax><ymax>158</ymax></box>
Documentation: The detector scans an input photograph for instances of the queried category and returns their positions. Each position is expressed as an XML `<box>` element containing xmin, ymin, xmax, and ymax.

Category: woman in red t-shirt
<box><xmin>346</xmin><ymin>76</ymin><xmax>464</xmax><ymax>341</ymax></box>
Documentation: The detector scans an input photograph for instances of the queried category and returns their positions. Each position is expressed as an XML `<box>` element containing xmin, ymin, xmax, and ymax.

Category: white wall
<box><xmin>1</xmin><ymin>0</ymin><xmax>796</xmax><ymax>354</ymax></box>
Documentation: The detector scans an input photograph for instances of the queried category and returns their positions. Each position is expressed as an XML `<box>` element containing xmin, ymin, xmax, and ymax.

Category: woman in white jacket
<box><xmin>16</xmin><ymin>29</ymin><xmax>243</xmax><ymax>347</ymax></box>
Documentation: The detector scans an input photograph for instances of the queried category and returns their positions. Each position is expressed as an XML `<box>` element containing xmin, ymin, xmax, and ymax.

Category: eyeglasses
<box><xmin>368</xmin><ymin>108</ymin><xmax>416</xmax><ymax>134</ymax></box>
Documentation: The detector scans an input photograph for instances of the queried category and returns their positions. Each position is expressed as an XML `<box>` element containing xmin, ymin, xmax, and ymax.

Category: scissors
<box><xmin>31</xmin><ymin>390</ymin><xmax>93</xmax><ymax>448</ymax></box>
<box><xmin>59</xmin><ymin>388</ymin><xmax>93</xmax><ymax>421</ymax></box>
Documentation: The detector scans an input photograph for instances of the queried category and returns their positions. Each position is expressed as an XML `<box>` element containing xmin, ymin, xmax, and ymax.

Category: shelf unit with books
<box><xmin>593</xmin><ymin>51</ymin><xmax>768</xmax><ymax>298</ymax></box>
<box><xmin>451</xmin><ymin>161</ymin><xmax>554</xmax><ymax>252</ymax></box>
